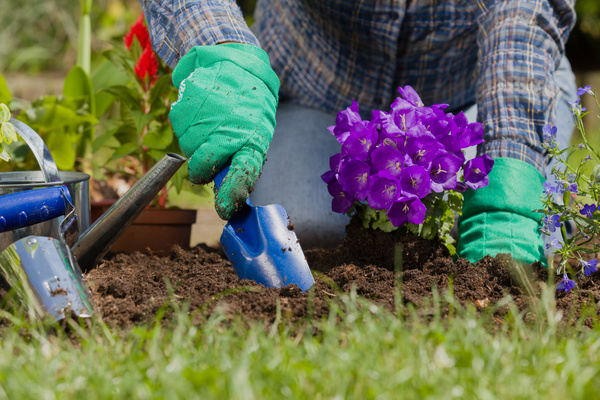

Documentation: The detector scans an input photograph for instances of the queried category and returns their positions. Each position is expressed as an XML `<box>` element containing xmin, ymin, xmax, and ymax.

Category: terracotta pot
<box><xmin>91</xmin><ymin>200</ymin><xmax>197</xmax><ymax>256</ymax></box>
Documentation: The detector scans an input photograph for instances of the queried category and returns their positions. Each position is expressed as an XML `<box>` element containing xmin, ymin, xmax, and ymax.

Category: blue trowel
<box><xmin>214</xmin><ymin>166</ymin><xmax>315</xmax><ymax>291</ymax></box>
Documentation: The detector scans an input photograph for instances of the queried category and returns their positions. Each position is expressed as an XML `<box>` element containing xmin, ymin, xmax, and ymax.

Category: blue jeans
<box><xmin>251</xmin><ymin>55</ymin><xmax>577</xmax><ymax>249</ymax></box>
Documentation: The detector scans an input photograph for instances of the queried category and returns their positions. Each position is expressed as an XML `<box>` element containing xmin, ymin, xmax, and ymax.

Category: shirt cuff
<box><xmin>140</xmin><ymin>0</ymin><xmax>260</xmax><ymax>69</ymax></box>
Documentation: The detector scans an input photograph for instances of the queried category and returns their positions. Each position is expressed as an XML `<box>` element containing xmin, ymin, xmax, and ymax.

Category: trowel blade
<box><xmin>220</xmin><ymin>204</ymin><xmax>315</xmax><ymax>291</ymax></box>
<box><xmin>0</xmin><ymin>236</ymin><xmax>95</xmax><ymax>321</ymax></box>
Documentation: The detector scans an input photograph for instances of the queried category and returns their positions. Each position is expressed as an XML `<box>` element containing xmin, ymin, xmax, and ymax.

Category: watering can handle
<box><xmin>9</xmin><ymin>118</ymin><xmax>61</xmax><ymax>183</ymax></box>
<box><xmin>213</xmin><ymin>164</ymin><xmax>252</xmax><ymax>207</ymax></box>
<box><xmin>0</xmin><ymin>186</ymin><xmax>72</xmax><ymax>232</ymax></box>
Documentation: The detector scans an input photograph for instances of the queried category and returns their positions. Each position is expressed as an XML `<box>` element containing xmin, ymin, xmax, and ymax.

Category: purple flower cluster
<box><xmin>322</xmin><ymin>86</ymin><xmax>494</xmax><ymax>227</ymax></box>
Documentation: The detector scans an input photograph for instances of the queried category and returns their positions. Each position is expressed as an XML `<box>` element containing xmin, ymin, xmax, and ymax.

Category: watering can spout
<box><xmin>72</xmin><ymin>153</ymin><xmax>187</xmax><ymax>271</ymax></box>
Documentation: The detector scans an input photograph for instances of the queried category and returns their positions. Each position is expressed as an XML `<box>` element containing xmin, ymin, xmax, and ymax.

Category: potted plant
<box><xmin>88</xmin><ymin>13</ymin><xmax>206</xmax><ymax>255</ymax></box>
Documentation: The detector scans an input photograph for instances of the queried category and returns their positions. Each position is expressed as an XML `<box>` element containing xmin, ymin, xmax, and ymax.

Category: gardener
<box><xmin>139</xmin><ymin>0</ymin><xmax>577</xmax><ymax>265</ymax></box>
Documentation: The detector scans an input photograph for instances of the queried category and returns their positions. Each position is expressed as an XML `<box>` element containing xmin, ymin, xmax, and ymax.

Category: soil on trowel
<box><xmin>84</xmin><ymin>217</ymin><xmax>600</xmax><ymax>329</ymax></box>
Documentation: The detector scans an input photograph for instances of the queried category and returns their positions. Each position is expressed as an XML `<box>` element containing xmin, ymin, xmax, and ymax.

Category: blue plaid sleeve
<box><xmin>475</xmin><ymin>0</ymin><xmax>576</xmax><ymax>173</ymax></box>
<box><xmin>139</xmin><ymin>0</ymin><xmax>260</xmax><ymax>69</ymax></box>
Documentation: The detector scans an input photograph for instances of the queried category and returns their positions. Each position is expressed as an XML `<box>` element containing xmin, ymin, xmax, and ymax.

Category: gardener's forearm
<box><xmin>138</xmin><ymin>0</ymin><xmax>260</xmax><ymax>69</ymax></box>
<box><xmin>475</xmin><ymin>0</ymin><xmax>575</xmax><ymax>173</ymax></box>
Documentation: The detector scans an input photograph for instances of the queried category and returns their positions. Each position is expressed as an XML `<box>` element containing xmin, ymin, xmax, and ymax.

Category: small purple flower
<box><xmin>400</xmin><ymin>165</ymin><xmax>431</xmax><ymax>199</ymax></box>
<box><xmin>577</xmin><ymin>85</ymin><xmax>594</xmax><ymax>97</ymax></box>
<box><xmin>581</xmin><ymin>259</ymin><xmax>598</xmax><ymax>276</ymax></box>
<box><xmin>463</xmin><ymin>155</ymin><xmax>494</xmax><ymax>190</ymax></box>
<box><xmin>580</xmin><ymin>203</ymin><xmax>596</xmax><ymax>219</ymax></box>
<box><xmin>542</xmin><ymin>124</ymin><xmax>557</xmax><ymax>142</ymax></box>
<box><xmin>387</xmin><ymin>196</ymin><xmax>427</xmax><ymax>227</ymax></box>
<box><xmin>341</xmin><ymin>121</ymin><xmax>379</xmax><ymax>160</ymax></box>
<box><xmin>329</xmin><ymin>100</ymin><xmax>362</xmax><ymax>141</ymax></box>
<box><xmin>398</xmin><ymin>85</ymin><xmax>424</xmax><ymax>107</ymax></box>
<box><xmin>543</xmin><ymin>181</ymin><xmax>556</xmax><ymax>195</ymax></box>
<box><xmin>457</xmin><ymin>121</ymin><xmax>485</xmax><ymax>149</ymax></box>
<box><xmin>543</xmin><ymin>214</ymin><xmax>561</xmax><ymax>233</ymax></box>
<box><xmin>404</xmin><ymin>137</ymin><xmax>443</xmax><ymax>169</ymax></box>
<box><xmin>367</xmin><ymin>172</ymin><xmax>400</xmax><ymax>210</ymax></box>
<box><xmin>567</xmin><ymin>182</ymin><xmax>578</xmax><ymax>194</ymax></box>
<box><xmin>429</xmin><ymin>153</ymin><xmax>463</xmax><ymax>193</ymax></box>
<box><xmin>546</xmin><ymin>237</ymin><xmax>563</xmax><ymax>250</ymax></box>
<box><xmin>570</xmin><ymin>98</ymin><xmax>587</xmax><ymax>116</ymax></box>
<box><xmin>371</xmin><ymin>144</ymin><xmax>407</xmax><ymax>178</ymax></box>
<box><xmin>338</xmin><ymin>159</ymin><xmax>370</xmax><ymax>201</ymax></box>
<box><xmin>327</xmin><ymin>180</ymin><xmax>354</xmax><ymax>214</ymax></box>
<box><xmin>556</xmin><ymin>273</ymin><xmax>575</xmax><ymax>292</ymax></box>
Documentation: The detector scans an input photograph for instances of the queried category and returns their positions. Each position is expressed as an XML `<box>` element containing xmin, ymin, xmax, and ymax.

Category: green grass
<box><xmin>1</xmin><ymin>287</ymin><xmax>600</xmax><ymax>399</ymax></box>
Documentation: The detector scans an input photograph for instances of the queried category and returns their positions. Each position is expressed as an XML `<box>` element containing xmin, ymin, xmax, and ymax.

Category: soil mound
<box><xmin>82</xmin><ymin>218</ymin><xmax>600</xmax><ymax>328</ymax></box>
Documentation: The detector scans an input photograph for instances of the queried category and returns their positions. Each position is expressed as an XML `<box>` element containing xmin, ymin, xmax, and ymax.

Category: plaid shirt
<box><xmin>140</xmin><ymin>0</ymin><xmax>576</xmax><ymax>173</ymax></box>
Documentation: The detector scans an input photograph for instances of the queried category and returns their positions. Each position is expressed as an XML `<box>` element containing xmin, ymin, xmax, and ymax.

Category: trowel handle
<box><xmin>0</xmin><ymin>186</ymin><xmax>72</xmax><ymax>232</ymax></box>
<box><xmin>213</xmin><ymin>164</ymin><xmax>252</xmax><ymax>207</ymax></box>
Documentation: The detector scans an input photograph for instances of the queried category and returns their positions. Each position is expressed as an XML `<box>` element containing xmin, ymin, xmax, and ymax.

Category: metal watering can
<box><xmin>0</xmin><ymin>119</ymin><xmax>186</xmax><ymax>321</ymax></box>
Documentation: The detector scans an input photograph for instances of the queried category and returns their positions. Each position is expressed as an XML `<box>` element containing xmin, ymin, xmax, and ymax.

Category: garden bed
<box><xmin>85</xmin><ymin>217</ymin><xmax>600</xmax><ymax>329</ymax></box>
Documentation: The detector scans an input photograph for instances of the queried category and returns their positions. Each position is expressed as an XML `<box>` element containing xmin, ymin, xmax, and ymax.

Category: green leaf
<box><xmin>91</xmin><ymin>58</ymin><xmax>128</xmax><ymax>117</ymax></box>
<box><xmin>147</xmin><ymin>149</ymin><xmax>167</xmax><ymax>163</ymax></box>
<box><xmin>1</xmin><ymin>121</ymin><xmax>17</xmax><ymax>144</ymax></box>
<box><xmin>447</xmin><ymin>191</ymin><xmax>463</xmax><ymax>214</ymax></box>
<box><xmin>171</xmin><ymin>163</ymin><xmax>186</xmax><ymax>193</ymax></box>
<box><xmin>92</xmin><ymin>130</ymin><xmax>121</xmax><ymax>153</ymax></box>
<box><xmin>63</xmin><ymin>65</ymin><xmax>96</xmax><ymax>116</ymax></box>
<box><xmin>21</xmin><ymin>103</ymin><xmax>97</xmax><ymax>133</ymax></box>
<box><xmin>0</xmin><ymin>103</ymin><xmax>10</xmax><ymax>123</ymax></box>
<box><xmin>45</xmin><ymin>129</ymin><xmax>76</xmax><ymax>170</ymax></box>
<box><xmin>131</xmin><ymin>110</ymin><xmax>154</xmax><ymax>133</ymax></box>
<box><xmin>0</xmin><ymin>149</ymin><xmax>10</xmax><ymax>162</ymax></box>
<box><xmin>100</xmin><ymin>86</ymin><xmax>143</xmax><ymax>111</ymax></box>
<box><xmin>102</xmin><ymin>49</ymin><xmax>136</xmax><ymax>78</ymax></box>
<box><xmin>111</xmin><ymin>142</ymin><xmax>138</xmax><ymax>160</ymax></box>
<box><xmin>149</xmin><ymin>74</ymin><xmax>171</xmax><ymax>105</ymax></box>
<box><xmin>0</xmin><ymin>74</ymin><xmax>11</xmax><ymax>105</ymax></box>
<box><xmin>142</xmin><ymin>122</ymin><xmax>173</xmax><ymax>150</ymax></box>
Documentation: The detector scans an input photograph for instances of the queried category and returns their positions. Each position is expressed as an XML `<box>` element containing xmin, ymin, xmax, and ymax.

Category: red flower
<box><xmin>134</xmin><ymin>45</ymin><xmax>159</xmax><ymax>84</ymax></box>
<box><xmin>124</xmin><ymin>13</ymin><xmax>150</xmax><ymax>50</ymax></box>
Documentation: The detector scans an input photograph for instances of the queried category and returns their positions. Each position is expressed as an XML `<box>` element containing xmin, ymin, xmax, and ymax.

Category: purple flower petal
<box><xmin>387</xmin><ymin>196</ymin><xmax>427</xmax><ymax>227</ymax></box>
<box><xmin>367</xmin><ymin>172</ymin><xmax>400</xmax><ymax>210</ymax></box>
<box><xmin>329</xmin><ymin>100</ymin><xmax>363</xmax><ymax>142</ymax></box>
<box><xmin>580</xmin><ymin>204</ymin><xmax>596</xmax><ymax>219</ymax></box>
<box><xmin>341</xmin><ymin>121</ymin><xmax>379</xmax><ymax>160</ymax></box>
<box><xmin>370</xmin><ymin>144</ymin><xmax>407</xmax><ymax>178</ymax></box>
<box><xmin>400</xmin><ymin>165</ymin><xmax>431</xmax><ymax>199</ymax></box>
<box><xmin>404</xmin><ymin>137</ymin><xmax>444</xmax><ymax>169</ymax></box>
<box><xmin>327</xmin><ymin>180</ymin><xmax>354</xmax><ymax>214</ymax></box>
<box><xmin>398</xmin><ymin>85</ymin><xmax>424</xmax><ymax>107</ymax></box>
<box><xmin>429</xmin><ymin>152</ymin><xmax>463</xmax><ymax>192</ymax></box>
<box><xmin>582</xmin><ymin>259</ymin><xmax>598</xmax><ymax>276</ymax></box>
<box><xmin>321</xmin><ymin>170</ymin><xmax>336</xmax><ymax>184</ymax></box>
<box><xmin>458</xmin><ymin>122</ymin><xmax>484</xmax><ymax>149</ymax></box>
<box><xmin>543</xmin><ymin>181</ymin><xmax>556</xmax><ymax>195</ymax></box>
<box><xmin>542</xmin><ymin>124</ymin><xmax>557</xmax><ymax>142</ymax></box>
<box><xmin>556</xmin><ymin>273</ymin><xmax>575</xmax><ymax>292</ymax></box>
<box><xmin>464</xmin><ymin>155</ymin><xmax>494</xmax><ymax>190</ymax></box>
<box><xmin>338</xmin><ymin>159</ymin><xmax>370</xmax><ymax>201</ymax></box>
<box><xmin>577</xmin><ymin>85</ymin><xmax>594</xmax><ymax>97</ymax></box>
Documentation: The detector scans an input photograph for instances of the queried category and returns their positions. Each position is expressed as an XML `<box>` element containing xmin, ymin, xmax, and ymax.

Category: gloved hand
<box><xmin>169</xmin><ymin>43</ymin><xmax>280</xmax><ymax>220</ymax></box>
<box><xmin>457</xmin><ymin>157</ymin><xmax>547</xmax><ymax>266</ymax></box>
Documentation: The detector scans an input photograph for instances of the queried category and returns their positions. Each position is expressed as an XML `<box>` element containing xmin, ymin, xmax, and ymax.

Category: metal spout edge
<box><xmin>72</xmin><ymin>153</ymin><xmax>186</xmax><ymax>271</ymax></box>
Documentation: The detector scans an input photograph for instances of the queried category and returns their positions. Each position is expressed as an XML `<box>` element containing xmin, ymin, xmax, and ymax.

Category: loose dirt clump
<box><xmin>83</xmin><ymin>218</ymin><xmax>600</xmax><ymax>328</ymax></box>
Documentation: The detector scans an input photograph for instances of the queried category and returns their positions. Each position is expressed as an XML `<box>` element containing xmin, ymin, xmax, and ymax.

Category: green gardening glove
<box><xmin>457</xmin><ymin>157</ymin><xmax>547</xmax><ymax>266</ymax></box>
<box><xmin>169</xmin><ymin>43</ymin><xmax>280</xmax><ymax>220</ymax></box>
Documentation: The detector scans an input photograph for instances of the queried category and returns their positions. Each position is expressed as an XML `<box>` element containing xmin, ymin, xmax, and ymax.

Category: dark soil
<box><xmin>83</xmin><ymin>217</ymin><xmax>600</xmax><ymax>329</ymax></box>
